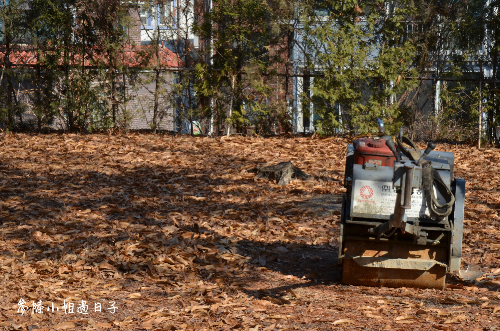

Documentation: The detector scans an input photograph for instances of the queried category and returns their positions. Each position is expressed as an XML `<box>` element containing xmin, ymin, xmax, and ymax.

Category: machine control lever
<box><xmin>385</xmin><ymin>139</ymin><xmax>400</xmax><ymax>162</ymax></box>
<box><xmin>402</xmin><ymin>163</ymin><xmax>414</xmax><ymax>209</ymax></box>
<box><xmin>417</xmin><ymin>142</ymin><xmax>436</xmax><ymax>166</ymax></box>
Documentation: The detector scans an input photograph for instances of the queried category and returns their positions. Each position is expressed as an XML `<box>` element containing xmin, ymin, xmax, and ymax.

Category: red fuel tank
<box><xmin>353</xmin><ymin>137</ymin><xmax>396</xmax><ymax>167</ymax></box>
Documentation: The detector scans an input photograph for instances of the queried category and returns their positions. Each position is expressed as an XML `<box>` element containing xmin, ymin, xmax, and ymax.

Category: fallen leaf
<box><xmin>395</xmin><ymin>315</ymin><xmax>417</xmax><ymax>323</ymax></box>
<box><xmin>99</xmin><ymin>262</ymin><xmax>116</xmax><ymax>270</ymax></box>
<box><xmin>304</xmin><ymin>273</ymin><xmax>319</xmax><ymax>280</ymax></box>
<box><xmin>437</xmin><ymin>311</ymin><xmax>452</xmax><ymax>317</ymax></box>
<box><xmin>253</xmin><ymin>300</ymin><xmax>275</xmax><ymax>306</ymax></box>
<box><xmin>443</xmin><ymin>314</ymin><xmax>468</xmax><ymax>324</ymax></box>
<box><xmin>286</xmin><ymin>289</ymin><xmax>299</xmax><ymax>298</ymax></box>
<box><xmin>262</xmin><ymin>296</ymin><xmax>289</xmax><ymax>305</ymax></box>
<box><xmin>395</xmin><ymin>315</ymin><xmax>416</xmax><ymax>321</ymax></box>
<box><xmin>54</xmin><ymin>322</ymin><xmax>76</xmax><ymax>330</ymax></box>
<box><xmin>332</xmin><ymin>319</ymin><xmax>355</xmax><ymax>325</ymax></box>
<box><xmin>365</xmin><ymin>313</ymin><xmax>382</xmax><ymax>319</ymax></box>
<box><xmin>129</xmin><ymin>293</ymin><xmax>142</xmax><ymax>299</ymax></box>
<box><xmin>490</xmin><ymin>244</ymin><xmax>500</xmax><ymax>250</ymax></box>
<box><xmin>446</xmin><ymin>284</ymin><xmax>463</xmax><ymax>289</ymax></box>
<box><xmin>357</xmin><ymin>306</ymin><xmax>376</xmax><ymax>310</ymax></box>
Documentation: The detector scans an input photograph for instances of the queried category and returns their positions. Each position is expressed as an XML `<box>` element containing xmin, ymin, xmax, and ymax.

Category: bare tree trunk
<box><xmin>152</xmin><ymin>25</ymin><xmax>161</xmax><ymax>134</ymax></box>
<box><xmin>284</xmin><ymin>29</ymin><xmax>294</xmax><ymax>103</ymax></box>
<box><xmin>227</xmin><ymin>75</ymin><xmax>235</xmax><ymax>137</ymax></box>
<box><xmin>36</xmin><ymin>49</ymin><xmax>43</xmax><ymax>132</ymax></box>
<box><xmin>495</xmin><ymin>54</ymin><xmax>499</xmax><ymax>145</ymax></box>
<box><xmin>153</xmin><ymin>68</ymin><xmax>161</xmax><ymax>134</ymax></box>
<box><xmin>4</xmin><ymin>33</ymin><xmax>15</xmax><ymax>129</ymax></box>
<box><xmin>479</xmin><ymin>60</ymin><xmax>482</xmax><ymax>149</ymax></box>
<box><xmin>111</xmin><ymin>69</ymin><xmax>117</xmax><ymax>127</ymax></box>
<box><xmin>490</xmin><ymin>52</ymin><xmax>497</xmax><ymax>144</ymax></box>
<box><xmin>63</xmin><ymin>35</ymin><xmax>74</xmax><ymax>131</ymax></box>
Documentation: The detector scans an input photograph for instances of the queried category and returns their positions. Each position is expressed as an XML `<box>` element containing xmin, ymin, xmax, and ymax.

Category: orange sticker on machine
<box><xmin>368</xmin><ymin>159</ymin><xmax>382</xmax><ymax>166</ymax></box>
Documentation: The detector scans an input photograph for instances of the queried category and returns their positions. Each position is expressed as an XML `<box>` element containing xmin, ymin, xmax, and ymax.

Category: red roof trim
<box><xmin>0</xmin><ymin>45</ymin><xmax>184</xmax><ymax>68</ymax></box>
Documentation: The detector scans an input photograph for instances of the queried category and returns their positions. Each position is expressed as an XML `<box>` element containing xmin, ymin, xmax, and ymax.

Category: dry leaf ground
<box><xmin>0</xmin><ymin>133</ymin><xmax>499</xmax><ymax>331</ymax></box>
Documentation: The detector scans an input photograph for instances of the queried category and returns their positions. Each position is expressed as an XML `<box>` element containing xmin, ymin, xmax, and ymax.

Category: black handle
<box><xmin>401</xmin><ymin>166</ymin><xmax>413</xmax><ymax>209</ymax></box>
<box><xmin>385</xmin><ymin>139</ymin><xmax>400</xmax><ymax>162</ymax></box>
<box><xmin>417</xmin><ymin>142</ymin><xmax>436</xmax><ymax>165</ymax></box>
<box><xmin>424</xmin><ymin>142</ymin><xmax>436</xmax><ymax>155</ymax></box>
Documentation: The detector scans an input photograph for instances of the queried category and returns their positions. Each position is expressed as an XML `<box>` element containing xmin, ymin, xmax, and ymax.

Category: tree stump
<box><xmin>249</xmin><ymin>161</ymin><xmax>311</xmax><ymax>185</ymax></box>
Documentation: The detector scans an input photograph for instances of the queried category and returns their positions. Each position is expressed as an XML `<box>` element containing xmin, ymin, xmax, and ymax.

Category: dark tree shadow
<box><xmin>0</xmin><ymin>142</ymin><xmax>494</xmax><ymax>307</ymax></box>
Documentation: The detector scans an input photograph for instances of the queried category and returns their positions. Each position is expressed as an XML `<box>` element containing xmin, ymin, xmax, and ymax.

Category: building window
<box><xmin>140</xmin><ymin>8</ymin><xmax>149</xmax><ymax>25</ymax></box>
<box><xmin>158</xmin><ymin>2</ymin><xmax>172</xmax><ymax>26</ymax></box>
<box><xmin>141</xmin><ymin>1</ymin><xmax>174</xmax><ymax>30</ymax></box>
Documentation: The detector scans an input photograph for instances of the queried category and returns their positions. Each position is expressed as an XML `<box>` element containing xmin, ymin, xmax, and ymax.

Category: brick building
<box><xmin>125</xmin><ymin>0</ymin><xmax>209</xmax><ymax>132</ymax></box>
<box><xmin>0</xmin><ymin>0</ymin><xmax>211</xmax><ymax>132</ymax></box>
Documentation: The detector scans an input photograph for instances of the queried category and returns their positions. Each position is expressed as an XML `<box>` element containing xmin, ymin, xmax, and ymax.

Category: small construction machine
<box><xmin>339</xmin><ymin>119</ymin><xmax>465</xmax><ymax>289</ymax></box>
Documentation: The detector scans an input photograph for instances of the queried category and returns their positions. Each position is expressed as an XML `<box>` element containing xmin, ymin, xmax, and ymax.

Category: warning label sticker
<box><xmin>359</xmin><ymin>185</ymin><xmax>374</xmax><ymax>199</ymax></box>
<box><xmin>352</xmin><ymin>180</ymin><xmax>446</xmax><ymax>218</ymax></box>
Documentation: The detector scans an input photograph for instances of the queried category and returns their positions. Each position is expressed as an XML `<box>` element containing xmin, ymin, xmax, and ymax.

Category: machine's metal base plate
<box><xmin>341</xmin><ymin>239</ymin><xmax>447</xmax><ymax>289</ymax></box>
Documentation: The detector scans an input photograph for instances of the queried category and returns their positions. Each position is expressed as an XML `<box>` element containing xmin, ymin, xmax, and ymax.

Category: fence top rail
<box><xmin>4</xmin><ymin>65</ymin><xmax>500</xmax><ymax>84</ymax></box>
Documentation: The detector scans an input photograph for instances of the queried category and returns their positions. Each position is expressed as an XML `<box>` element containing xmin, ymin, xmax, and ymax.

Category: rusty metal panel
<box><xmin>342</xmin><ymin>258</ymin><xmax>446</xmax><ymax>289</ymax></box>
<box><xmin>343</xmin><ymin>239</ymin><xmax>448</xmax><ymax>262</ymax></box>
<box><xmin>341</xmin><ymin>239</ymin><xmax>447</xmax><ymax>289</ymax></box>
<box><xmin>352</xmin><ymin>257</ymin><xmax>447</xmax><ymax>270</ymax></box>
